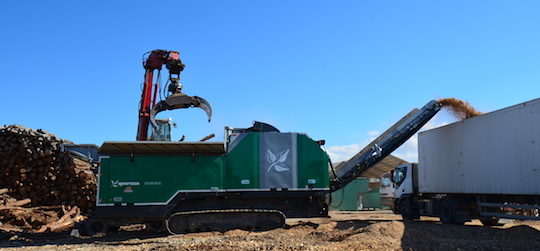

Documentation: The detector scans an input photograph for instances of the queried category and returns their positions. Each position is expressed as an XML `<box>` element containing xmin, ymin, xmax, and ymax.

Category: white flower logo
<box><xmin>111</xmin><ymin>180</ymin><xmax>119</xmax><ymax>188</ymax></box>
<box><xmin>266</xmin><ymin>149</ymin><xmax>290</xmax><ymax>172</ymax></box>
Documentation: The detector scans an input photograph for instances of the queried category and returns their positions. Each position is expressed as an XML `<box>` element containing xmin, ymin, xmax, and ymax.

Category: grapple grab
<box><xmin>136</xmin><ymin>49</ymin><xmax>212</xmax><ymax>141</ymax></box>
<box><xmin>150</xmin><ymin>93</ymin><xmax>212</xmax><ymax>130</ymax></box>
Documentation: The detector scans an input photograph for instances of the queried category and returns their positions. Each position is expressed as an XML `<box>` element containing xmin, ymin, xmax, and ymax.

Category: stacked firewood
<box><xmin>0</xmin><ymin>125</ymin><xmax>97</xmax><ymax>232</ymax></box>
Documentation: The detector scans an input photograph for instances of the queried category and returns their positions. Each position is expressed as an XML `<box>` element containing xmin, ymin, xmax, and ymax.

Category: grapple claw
<box><xmin>150</xmin><ymin>93</ymin><xmax>212</xmax><ymax>130</ymax></box>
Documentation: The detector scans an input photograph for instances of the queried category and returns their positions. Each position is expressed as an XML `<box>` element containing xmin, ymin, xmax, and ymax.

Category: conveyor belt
<box><xmin>330</xmin><ymin>100</ymin><xmax>441</xmax><ymax>192</ymax></box>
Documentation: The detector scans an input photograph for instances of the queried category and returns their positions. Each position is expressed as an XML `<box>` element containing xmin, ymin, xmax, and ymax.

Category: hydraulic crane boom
<box><xmin>136</xmin><ymin>50</ymin><xmax>212</xmax><ymax>141</ymax></box>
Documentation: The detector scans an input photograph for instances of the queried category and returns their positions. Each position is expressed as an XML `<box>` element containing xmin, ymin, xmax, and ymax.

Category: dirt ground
<box><xmin>1</xmin><ymin>210</ymin><xmax>540</xmax><ymax>251</ymax></box>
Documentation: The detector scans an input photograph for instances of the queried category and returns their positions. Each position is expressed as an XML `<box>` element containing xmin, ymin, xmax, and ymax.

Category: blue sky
<box><xmin>2</xmin><ymin>1</ymin><xmax>540</xmax><ymax>162</ymax></box>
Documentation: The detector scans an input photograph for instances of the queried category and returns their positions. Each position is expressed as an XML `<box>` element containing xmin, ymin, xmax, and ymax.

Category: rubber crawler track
<box><xmin>165</xmin><ymin>209</ymin><xmax>286</xmax><ymax>234</ymax></box>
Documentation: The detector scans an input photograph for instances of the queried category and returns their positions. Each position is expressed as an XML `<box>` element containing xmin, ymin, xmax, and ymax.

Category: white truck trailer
<box><xmin>392</xmin><ymin>98</ymin><xmax>540</xmax><ymax>225</ymax></box>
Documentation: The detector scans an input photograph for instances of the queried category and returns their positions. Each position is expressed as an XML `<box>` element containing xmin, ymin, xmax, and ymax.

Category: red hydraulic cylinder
<box><xmin>136</xmin><ymin>70</ymin><xmax>155</xmax><ymax>141</ymax></box>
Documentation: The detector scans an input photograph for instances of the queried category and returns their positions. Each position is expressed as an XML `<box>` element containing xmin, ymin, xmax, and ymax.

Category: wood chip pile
<box><xmin>0</xmin><ymin>125</ymin><xmax>97</xmax><ymax>233</ymax></box>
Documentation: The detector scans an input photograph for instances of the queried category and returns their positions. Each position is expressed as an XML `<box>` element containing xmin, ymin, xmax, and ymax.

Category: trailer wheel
<box><xmin>480</xmin><ymin>217</ymin><xmax>503</xmax><ymax>226</ymax></box>
<box><xmin>439</xmin><ymin>198</ymin><xmax>467</xmax><ymax>225</ymax></box>
<box><xmin>439</xmin><ymin>199</ymin><xmax>455</xmax><ymax>224</ymax></box>
<box><xmin>399</xmin><ymin>199</ymin><xmax>415</xmax><ymax>220</ymax></box>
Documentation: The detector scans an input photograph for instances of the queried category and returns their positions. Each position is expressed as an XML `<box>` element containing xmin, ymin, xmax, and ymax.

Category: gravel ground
<box><xmin>1</xmin><ymin>211</ymin><xmax>540</xmax><ymax>250</ymax></box>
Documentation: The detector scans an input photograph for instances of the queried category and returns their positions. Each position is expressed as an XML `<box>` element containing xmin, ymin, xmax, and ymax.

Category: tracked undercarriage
<box><xmin>166</xmin><ymin>209</ymin><xmax>285</xmax><ymax>234</ymax></box>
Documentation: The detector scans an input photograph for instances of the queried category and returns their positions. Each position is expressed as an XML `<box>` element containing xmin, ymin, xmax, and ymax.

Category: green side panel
<box><xmin>361</xmin><ymin>187</ymin><xmax>381</xmax><ymax>209</ymax></box>
<box><xmin>329</xmin><ymin>178</ymin><xmax>369</xmax><ymax>211</ymax></box>
<box><xmin>97</xmin><ymin>132</ymin><xmax>332</xmax><ymax>205</ymax></box>
<box><xmin>98</xmin><ymin>157</ymin><xmax>111</xmax><ymax>205</ymax></box>
<box><xmin>296</xmin><ymin>134</ymin><xmax>330</xmax><ymax>189</ymax></box>
<box><xmin>99</xmin><ymin>155</ymin><xmax>224</xmax><ymax>204</ymax></box>
<box><xmin>225</xmin><ymin>133</ymin><xmax>260</xmax><ymax>189</ymax></box>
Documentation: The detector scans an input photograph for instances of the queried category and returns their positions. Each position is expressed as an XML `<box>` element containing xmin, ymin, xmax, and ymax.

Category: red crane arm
<box><xmin>136</xmin><ymin>50</ymin><xmax>183</xmax><ymax>141</ymax></box>
<box><xmin>135</xmin><ymin>49</ymin><xmax>211</xmax><ymax>141</ymax></box>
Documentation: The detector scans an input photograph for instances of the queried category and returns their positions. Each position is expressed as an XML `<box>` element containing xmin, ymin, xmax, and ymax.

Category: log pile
<box><xmin>0</xmin><ymin>125</ymin><xmax>97</xmax><ymax>233</ymax></box>
<box><xmin>0</xmin><ymin>188</ymin><xmax>85</xmax><ymax>233</ymax></box>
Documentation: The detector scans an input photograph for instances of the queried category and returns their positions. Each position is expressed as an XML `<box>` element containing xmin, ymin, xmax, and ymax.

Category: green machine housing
<box><xmin>95</xmin><ymin>124</ymin><xmax>330</xmax><ymax>225</ymax></box>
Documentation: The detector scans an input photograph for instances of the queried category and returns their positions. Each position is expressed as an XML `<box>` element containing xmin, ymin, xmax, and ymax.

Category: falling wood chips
<box><xmin>438</xmin><ymin>98</ymin><xmax>482</xmax><ymax>119</ymax></box>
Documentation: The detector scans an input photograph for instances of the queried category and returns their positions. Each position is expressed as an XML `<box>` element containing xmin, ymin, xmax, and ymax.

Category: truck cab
<box><xmin>379</xmin><ymin>172</ymin><xmax>395</xmax><ymax>209</ymax></box>
<box><xmin>391</xmin><ymin>163</ymin><xmax>416</xmax><ymax>199</ymax></box>
<box><xmin>391</xmin><ymin>163</ymin><xmax>426</xmax><ymax>221</ymax></box>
